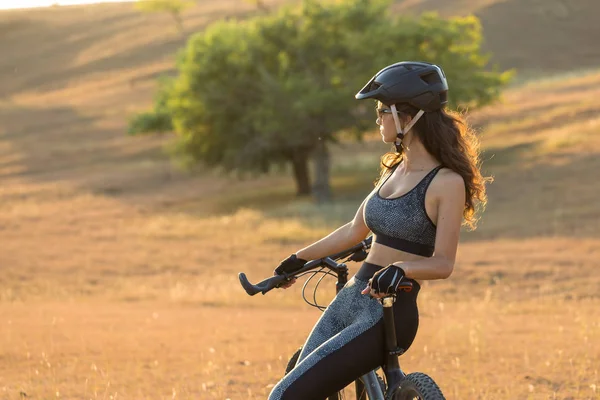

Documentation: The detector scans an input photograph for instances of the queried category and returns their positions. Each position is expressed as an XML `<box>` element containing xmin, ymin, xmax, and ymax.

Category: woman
<box><xmin>268</xmin><ymin>61</ymin><xmax>489</xmax><ymax>400</ymax></box>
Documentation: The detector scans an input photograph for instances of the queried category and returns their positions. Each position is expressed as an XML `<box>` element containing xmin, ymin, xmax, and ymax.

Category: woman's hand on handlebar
<box><xmin>274</xmin><ymin>254</ymin><xmax>307</xmax><ymax>275</ymax></box>
<box><xmin>361</xmin><ymin>264</ymin><xmax>406</xmax><ymax>298</ymax></box>
<box><xmin>273</xmin><ymin>254</ymin><xmax>306</xmax><ymax>289</ymax></box>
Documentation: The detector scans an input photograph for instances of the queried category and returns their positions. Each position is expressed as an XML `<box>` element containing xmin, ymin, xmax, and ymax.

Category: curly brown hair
<box><xmin>374</xmin><ymin>103</ymin><xmax>492</xmax><ymax>230</ymax></box>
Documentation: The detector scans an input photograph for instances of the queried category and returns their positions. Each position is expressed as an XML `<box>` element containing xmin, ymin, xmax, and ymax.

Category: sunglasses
<box><xmin>376</xmin><ymin>107</ymin><xmax>399</xmax><ymax>118</ymax></box>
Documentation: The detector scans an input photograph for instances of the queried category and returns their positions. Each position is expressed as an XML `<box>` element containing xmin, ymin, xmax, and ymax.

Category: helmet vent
<box><xmin>369</xmin><ymin>82</ymin><xmax>382</xmax><ymax>91</ymax></box>
<box><xmin>439</xmin><ymin>91</ymin><xmax>448</xmax><ymax>104</ymax></box>
<box><xmin>420</xmin><ymin>71</ymin><xmax>441</xmax><ymax>85</ymax></box>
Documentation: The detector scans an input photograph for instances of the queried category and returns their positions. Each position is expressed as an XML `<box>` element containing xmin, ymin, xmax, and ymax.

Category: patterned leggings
<box><xmin>268</xmin><ymin>262</ymin><xmax>420</xmax><ymax>400</ymax></box>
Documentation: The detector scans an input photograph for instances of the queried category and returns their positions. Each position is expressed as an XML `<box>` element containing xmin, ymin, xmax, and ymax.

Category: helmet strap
<box><xmin>390</xmin><ymin>105</ymin><xmax>425</xmax><ymax>153</ymax></box>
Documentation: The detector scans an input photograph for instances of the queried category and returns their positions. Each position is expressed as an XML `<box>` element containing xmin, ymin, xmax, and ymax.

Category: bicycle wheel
<box><xmin>392</xmin><ymin>372</ymin><xmax>446</xmax><ymax>400</ymax></box>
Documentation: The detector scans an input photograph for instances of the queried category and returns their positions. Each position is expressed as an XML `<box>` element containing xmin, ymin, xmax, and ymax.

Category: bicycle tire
<box><xmin>392</xmin><ymin>372</ymin><xmax>446</xmax><ymax>400</ymax></box>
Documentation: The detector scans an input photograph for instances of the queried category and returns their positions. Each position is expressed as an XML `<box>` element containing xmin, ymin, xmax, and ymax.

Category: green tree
<box><xmin>129</xmin><ymin>0</ymin><xmax>511</xmax><ymax>202</ymax></box>
<box><xmin>135</xmin><ymin>0</ymin><xmax>194</xmax><ymax>34</ymax></box>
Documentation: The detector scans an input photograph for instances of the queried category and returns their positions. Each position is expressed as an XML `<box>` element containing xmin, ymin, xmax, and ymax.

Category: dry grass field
<box><xmin>1</xmin><ymin>0</ymin><xmax>600</xmax><ymax>399</ymax></box>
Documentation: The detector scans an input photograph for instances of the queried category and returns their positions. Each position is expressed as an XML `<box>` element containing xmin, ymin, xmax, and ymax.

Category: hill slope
<box><xmin>1</xmin><ymin>0</ymin><xmax>599</xmax><ymax>184</ymax></box>
<box><xmin>0</xmin><ymin>1</ymin><xmax>599</xmax><ymax>303</ymax></box>
<box><xmin>2</xmin><ymin>0</ymin><xmax>600</xmax><ymax>97</ymax></box>
<box><xmin>395</xmin><ymin>0</ymin><xmax>600</xmax><ymax>73</ymax></box>
<box><xmin>0</xmin><ymin>4</ymin><xmax>599</xmax><ymax>399</ymax></box>
<box><xmin>1</xmin><ymin>0</ymin><xmax>599</xmax><ymax>243</ymax></box>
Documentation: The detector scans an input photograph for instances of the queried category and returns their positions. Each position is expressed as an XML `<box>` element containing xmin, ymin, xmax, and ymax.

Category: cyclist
<box><xmin>268</xmin><ymin>61</ymin><xmax>489</xmax><ymax>400</ymax></box>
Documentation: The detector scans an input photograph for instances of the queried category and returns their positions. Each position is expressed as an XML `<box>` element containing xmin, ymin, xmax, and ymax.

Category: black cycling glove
<box><xmin>274</xmin><ymin>254</ymin><xmax>308</xmax><ymax>276</ymax></box>
<box><xmin>370</xmin><ymin>264</ymin><xmax>406</xmax><ymax>295</ymax></box>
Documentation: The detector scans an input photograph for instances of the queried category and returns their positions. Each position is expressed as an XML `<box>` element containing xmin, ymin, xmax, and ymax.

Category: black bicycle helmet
<box><xmin>355</xmin><ymin>61</ymin><xmax>448</xmax><ymax>112</ymax></box>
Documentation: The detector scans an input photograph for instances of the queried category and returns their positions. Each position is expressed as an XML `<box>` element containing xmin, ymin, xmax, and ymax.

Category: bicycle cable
<box><xmin>297</xmin><ymin>254</ymin><xmax>358</xmax><ymax>312</ymax></box>
<box><xmin>296</xmin><ymin>268</ymin><xmax>337</xmax><ymax>311</ymax></box>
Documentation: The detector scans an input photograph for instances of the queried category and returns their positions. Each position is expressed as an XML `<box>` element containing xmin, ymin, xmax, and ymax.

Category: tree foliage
<box><xmin>129</xmin><ymin>0</ymin><xmax>512</xmax><ymax>199</ymax></box>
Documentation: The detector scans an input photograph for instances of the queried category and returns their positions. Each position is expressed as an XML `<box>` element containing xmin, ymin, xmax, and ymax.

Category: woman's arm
<box><xmin>295</xmin><ymin>192</ymin><xmax>373</xmax><ymax>261</ymax></box>
<box><xmin>395</xmin><ymin>171</ymin><xmax>466</xmax><ymax>280</ymax></box>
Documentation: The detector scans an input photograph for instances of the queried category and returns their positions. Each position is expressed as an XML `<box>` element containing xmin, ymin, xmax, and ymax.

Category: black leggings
<box><xmin>268</xmin><ymin>262</ymin><xmax>420</xmax><ymax>400</ymax></box>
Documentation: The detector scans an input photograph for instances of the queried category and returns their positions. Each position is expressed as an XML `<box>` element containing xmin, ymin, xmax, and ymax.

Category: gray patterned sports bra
<box><xmin>364</xmin><ymin>164</ymin><xmax>443</xmax><ymax>257</ymax></box>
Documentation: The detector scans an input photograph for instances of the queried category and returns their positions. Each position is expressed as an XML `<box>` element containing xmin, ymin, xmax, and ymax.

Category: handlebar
<box><xmin>238</xmin><ymin>247</ymin><xmax>362</xmax><ymax>296</ymax></box>
<box><xmin>238</xmin><ymin>236</ymin><xmax>413</xmax><ymax>296</ymax></box>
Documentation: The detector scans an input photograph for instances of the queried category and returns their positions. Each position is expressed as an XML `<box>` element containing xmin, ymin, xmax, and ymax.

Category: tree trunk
<box><xmin>312</xmin><ymin>139</ymin><xmax>332</xmax><ymax>203</ymax></box>
<box><xmin>291</xmin><ymin>151</ymin><xmax>311</xmax><ymax>196</ymax></box>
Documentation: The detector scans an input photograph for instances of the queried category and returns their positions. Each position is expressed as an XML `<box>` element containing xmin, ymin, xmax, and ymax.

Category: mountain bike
<box><xmin>239</xmin><ymin>237</ymin><xmax>446</xmax><ymax>400</ymax></box>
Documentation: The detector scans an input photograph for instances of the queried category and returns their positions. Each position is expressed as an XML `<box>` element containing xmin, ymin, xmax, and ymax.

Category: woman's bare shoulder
<box><xmin>431</xmin><ymin>167</ymin><xmax>466</xmax><ymax>198</ymax></box>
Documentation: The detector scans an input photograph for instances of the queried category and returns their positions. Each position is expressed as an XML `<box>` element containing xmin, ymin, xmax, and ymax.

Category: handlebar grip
<box><xmin>238</xmin><ymin>272</ymin><xmax>287</xmax><ymax>296</ymax></box>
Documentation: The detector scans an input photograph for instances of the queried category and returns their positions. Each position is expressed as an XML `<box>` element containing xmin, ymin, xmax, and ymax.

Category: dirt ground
<box><xmin>0</xmin><ymin>294</ymin><xmax>597</xmax><ymax>399</ymax></box>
